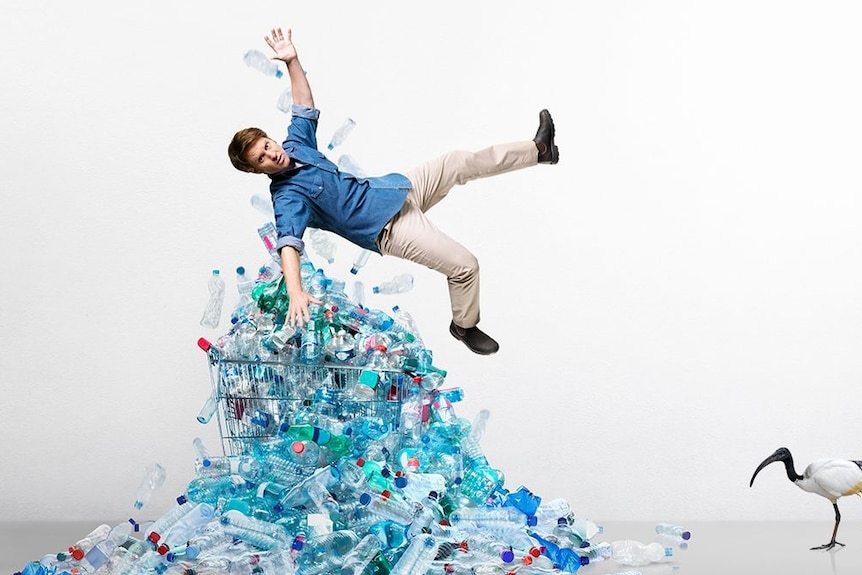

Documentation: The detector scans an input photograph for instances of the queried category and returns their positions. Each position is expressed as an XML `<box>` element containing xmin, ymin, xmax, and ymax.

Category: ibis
<box><xmin>749</xmin><ymin>446</ymin><xmax>862</xmax><ymax>550</ymax></box>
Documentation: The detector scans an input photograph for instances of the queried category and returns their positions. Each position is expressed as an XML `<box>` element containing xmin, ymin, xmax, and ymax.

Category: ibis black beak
<box><xmin>750</xmin><ymin>447</ymin><xmax>789</xmax><ymax>487</ymax></box>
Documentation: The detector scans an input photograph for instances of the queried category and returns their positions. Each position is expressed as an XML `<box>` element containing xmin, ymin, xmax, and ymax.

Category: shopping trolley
<box><xmin>199</xmin><ymin>339</ymin><xmax>411</xmax><ymax>456</ymax></box>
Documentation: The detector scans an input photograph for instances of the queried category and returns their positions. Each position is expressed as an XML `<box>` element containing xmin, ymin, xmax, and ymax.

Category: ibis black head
<box><xmin>750</xmin><ymin>446</ymin><xmax>800</xmax><ymax>487</ymax></box>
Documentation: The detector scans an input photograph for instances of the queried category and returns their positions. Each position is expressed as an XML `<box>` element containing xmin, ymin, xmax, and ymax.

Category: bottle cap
<box><xmin>236</xmin><ymin>266</ymin><xmax>245</xmax><ymax>274</ymax></box>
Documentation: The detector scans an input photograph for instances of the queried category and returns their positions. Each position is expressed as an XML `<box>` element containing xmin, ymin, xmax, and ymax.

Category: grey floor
<box><xmin>4</xmin><ymin>520</ymin><xmax>862</xmax><ymax>575</ymax></box>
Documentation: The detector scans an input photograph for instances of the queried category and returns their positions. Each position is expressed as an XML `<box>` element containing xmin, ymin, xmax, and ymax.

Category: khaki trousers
<box><xmin>376</xmin><ymin>140</ymin><xmax>539</xmax><ymax>328</ymax></box>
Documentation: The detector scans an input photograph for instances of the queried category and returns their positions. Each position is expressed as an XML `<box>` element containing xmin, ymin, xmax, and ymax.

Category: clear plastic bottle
<box><xmin>200</xmin><ymin>270</ymin><xmax>226</xmax><ymax>329</ymax></box>
<box><xmin>610</xmin><ymin>540</ymin><xmax>672</xmax><ymax>566</ymax></box>
<box><xmin>67</xmin><ymin>524</ymin><xmax>112</xmax><ymax>561</ymax></box>
<box><xmin>191</xmin><ymin>437</ymin><xmax>213</xmax><ymax>470</ymax></box>
<box><xmin>299</xmin><ymin>319</ymin><xmax>322</xmax><ymax>365</ymax></box>
<box><xmin>372</xmin><ymin>273</ymin><xmax>414</xmax><ymax>295</ymax></box>
<box><xmin>391</xmin><ymin>305</ymin><xmax>422</xmax><ymax>340</ymax></box>
<box><xmin>243</xmin><ymin>49</ymin><xmax>284</xmax><ymax>78</ymax></box>
<box><xmin>532</xmin><ymin>497</ymin><xmax>574</xmax><ymax>530</ymax></box>
<box><xmin>337</xmin><ymin>154</ymin><xmax>368</xmax><ymax>177</ymax></box>
<box><xmin>276</xmin><ymin>87</ymin><xmax>293</xmax><ymax>113</ymax></box>
<box><xmin>327</xmin><ymin>117</ymin><xmax>356</xmax><ymax>150</ymax></box>
<box><xmin>258</xmin><ymin>222</ymin><xmax>281</xmax><ymax>262</ymax></box>
<box><xmin>297</xmin><ymin>530</ymin><xmax>361</xmax><ymax>574</ymax></box>
<box><xmin>655</xmin><ymin>522</ymin><xmax>691</xmax><ymax>541</ymax></box>
<box><xmin>407</xmin><ymin>491</ymin><xmax>444</xmax><ymax>537</ymax></box>
<box><xmin>352</xmin><ymin>280</ymin><xmax>367</xmax><ymax>307</ymax></box>
<box><xmin>78</xmin><ymin>522</ymin><xmax>133</xmax><ymax>573</ymax></box>
<box><xmin>134</xmin><ymin>463</ymin><xmax>166</xmax><ymax>509</ymax></box>
<box><xmin>220</xmin><ymin>509</ymin><xmax>290</xmax><ymax>550</ymax></box>
<box><xmin>156</xmin><ymin>503</ymin><xmax>216</xmax><ymax>554</ymax></box>
<box><xmin>307</xmin><ymin>228</ymin><xmax>336</xmax><ymax>264</ymax></box>
<box><xmin>230</xmin><ymin>266</ymin><xmax>255</xmax><ymax>324</ymax></box>
<box><xmin>324</xmin><ymin>329</ymin><xmax>356</xmax><ymax>364</ymax></box>
<box><xmin>359</xmin><ymin>491</ymin><xmax>416</xmax><ymax>525</ymax></box>
<box><xmin>250</xmin><ymin>193</ymin><xmax>275</xmax><ymax>217</ymax></box>
<box><xmin>340</xmin><ymin>533</ymin><xmax>383</xmax><ymax>575</ymax></box>
<box><xmin>196</xmin><ymin>392</ymin><xmax>218</xmax><ymax>424</ymax></box>
<box><xmin>200</xmin><ymin>455</ymin><xmax>265</xmax><ymax>483</ymax></box>
<box><xmin>350</xmin><ymin>249</ymin><xmax>372</xmax><ymax>275</ymax></box>
<box><xmin>390</xmin><ymin>533</ymin><xmax>439</xmax><ymax>575</ymax></box>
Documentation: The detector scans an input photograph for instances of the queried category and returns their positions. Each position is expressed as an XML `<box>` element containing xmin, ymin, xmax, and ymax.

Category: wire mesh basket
<box><xmin>202</xmin><ymin>349</ymin><xmax>411</xmax><ymax>456</ymax></box>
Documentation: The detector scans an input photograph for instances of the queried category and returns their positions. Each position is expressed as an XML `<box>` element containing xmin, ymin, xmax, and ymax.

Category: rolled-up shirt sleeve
<box><xmin>272</xmin><ymin>190</ymin><xmax>309</xmax><ymax>255</ymax></box>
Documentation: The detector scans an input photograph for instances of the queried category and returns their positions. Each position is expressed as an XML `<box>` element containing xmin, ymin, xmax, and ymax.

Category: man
<box><xmin>228</xmin><ymin>27</ymin><xmax>559</xmax><ymax>355</ymax></box>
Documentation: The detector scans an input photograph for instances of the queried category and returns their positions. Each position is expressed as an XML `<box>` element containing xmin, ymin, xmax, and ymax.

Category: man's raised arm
<box><xmin>264</xmin><ymin>27</ymin><xmax>313</xmax><ymax>108</ymax></box>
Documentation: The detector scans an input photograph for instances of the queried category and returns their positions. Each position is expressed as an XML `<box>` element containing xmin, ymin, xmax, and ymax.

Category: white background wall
<box><xmin>2</xmin><ymin>1</ymin><xmax>861</xmax><ymax>525</ymax></box>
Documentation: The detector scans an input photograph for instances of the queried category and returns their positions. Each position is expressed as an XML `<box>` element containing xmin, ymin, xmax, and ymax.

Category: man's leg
<box><xmin>405</xmin><ymin>141</ymin><xmax>538</xmax><ymax>212</ymax></box>
<box><xmin>404</xmin><ymin>109</ymin><xmax>558</xmax><ymax>210</ymax></box>
<box><xmin>377</xmin><ymin>200</ymin><xmax>499</xmax><ymax>355</ymax></box>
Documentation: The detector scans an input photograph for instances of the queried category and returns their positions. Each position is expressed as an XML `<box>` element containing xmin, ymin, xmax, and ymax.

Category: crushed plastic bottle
<box><xmin>307</xmin><ymin>228</ymin><xmax>336</xmax><ymax>264</ymax></box>
<box><xmin>200</xmin><ymin>270</ymin><xmax>225</xmax><ymax>329</ymax></box>
<box><xmin>611</xmin><ymin>540</ymin><xmax>673</xmax><ymax>566</ymax></box>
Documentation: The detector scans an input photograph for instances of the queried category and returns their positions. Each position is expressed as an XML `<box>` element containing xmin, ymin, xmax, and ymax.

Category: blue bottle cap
<box><xmin>359</xmin><ymin>493</ymin><xmax>372</xmax><ymax>506</ymax></box>
<box><xmin>236</xmin><ymin>266</ymin><xmax>245</xmax><ymax>274</ymax></box>
<box><xmin>394</xmin><ymin>476</ymin><xmax>408</xmax><ymax>488</ymax></box>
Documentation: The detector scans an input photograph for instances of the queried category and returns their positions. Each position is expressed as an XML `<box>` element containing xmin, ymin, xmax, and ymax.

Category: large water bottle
<box><xmin>133</xmin><ymin>463</ymin><xmax>166</xmax><ymax>509</ymax></box>
<box><xmin>243</xmin><ymin>49</ymin><xmax>284</xmax><ymax>78</ymax></box>
<box><xmin>327</xmin><ymin>117</ymin><xmax>356</xmax><ymax>150</ymax></box>
<box><xmin>372</xmin><ymin>273</ymin><xmax>414</xmax><ymax>295</ymax></box>
<box><xmin>200</xmin><ymin>270</ymin><xmax>226</xmax><ymax>329</ymax></box>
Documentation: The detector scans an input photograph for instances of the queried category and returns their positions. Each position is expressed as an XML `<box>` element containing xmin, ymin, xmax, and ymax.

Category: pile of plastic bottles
<box><xmin>17</xmin><ymin>251</ymin><xmax>690</xmax><ymax>574</ymax></box>
<box><xmin>16</xmin><ymin>126</ymin><xmax>691</xmax><ymax>573</ymax></box>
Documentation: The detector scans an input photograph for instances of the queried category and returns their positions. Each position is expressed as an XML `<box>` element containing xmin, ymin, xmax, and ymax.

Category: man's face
<box><xmin>245</xmin><ymin>137</ymin><xmax>291</xmax><ymax>174</ymax></box>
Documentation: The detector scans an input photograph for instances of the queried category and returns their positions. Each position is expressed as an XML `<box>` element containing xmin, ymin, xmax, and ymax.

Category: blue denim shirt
<box><xmin>269</xmin><ymin>105</ymin><xmax>411</xmax><ymax>255</ymax></box>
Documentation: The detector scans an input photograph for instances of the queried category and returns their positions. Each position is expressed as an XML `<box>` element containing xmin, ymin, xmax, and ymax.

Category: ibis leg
<box><xmin>811</xmin><ymin>503</ymin><xmax>846</xmax><ymax>551</ymax></box>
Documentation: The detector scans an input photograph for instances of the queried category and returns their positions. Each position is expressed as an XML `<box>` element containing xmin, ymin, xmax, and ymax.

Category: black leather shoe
<box><xmin>534</xmin><ymin>109</ymin><xmax>559</xmax><ymax>164</ymax></box>
<box><xmin>450</xmin><ymin>321</ymin><xmax>500</xmax><ymax>355</ymax></box>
